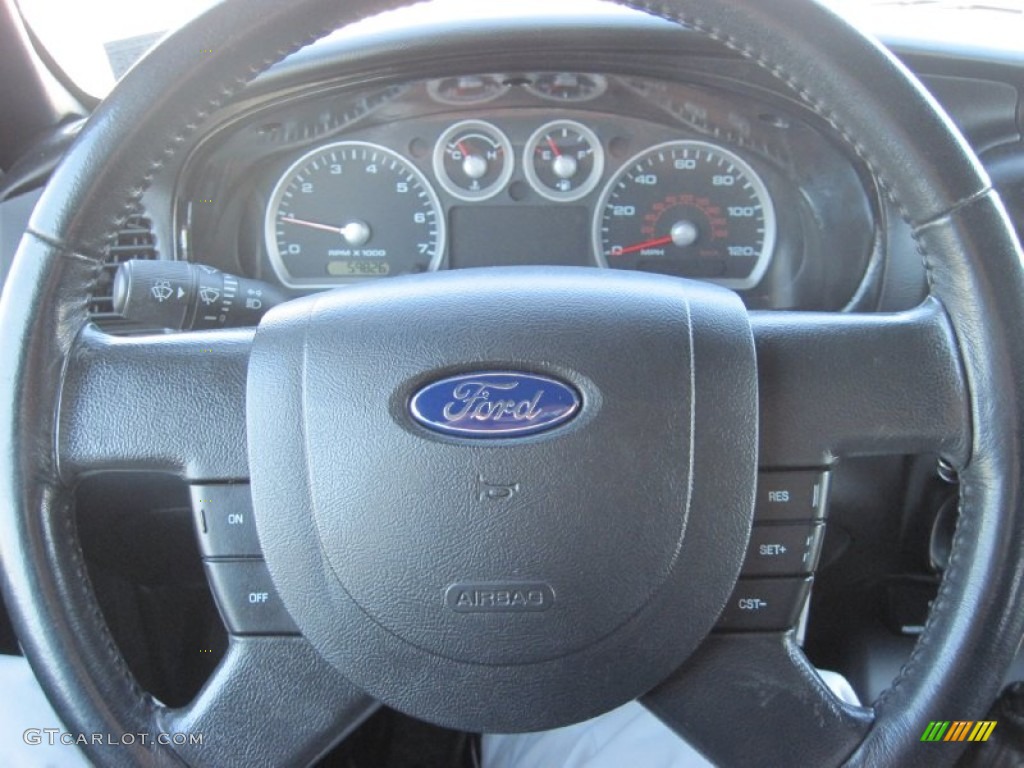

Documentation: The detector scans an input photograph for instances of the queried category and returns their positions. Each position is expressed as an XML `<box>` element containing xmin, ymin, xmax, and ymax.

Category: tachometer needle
<box><xmin>282</xmin><ymin>216</ymin><xmax>372</xmax><ymax>247</ymax></box>
<box><xmin>281</xmin><ymin>216</ymin><xmax>344</xmax><ymax>235</ymax></box>
<box><xmin>612</xmin><ymin>235</ymin><xmax>673</xmax><ymax>256</ymax></box>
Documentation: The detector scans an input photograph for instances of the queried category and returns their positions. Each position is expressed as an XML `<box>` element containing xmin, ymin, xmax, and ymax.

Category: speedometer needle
<box><xmin>612</xmin><ymin>235</ymin><xmax>673</xmax><ymax>256</ymax></box>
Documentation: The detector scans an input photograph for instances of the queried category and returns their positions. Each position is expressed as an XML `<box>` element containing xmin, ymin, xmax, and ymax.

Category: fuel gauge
<box><xmin>523</xmin><ymin>120</ymin><xmax>604</xmax><ymax>202</ymax></box>
<box><xmin>433</xmin><ymin>120</ymin><xmax>514</xmax><ymax>201</ymax></box>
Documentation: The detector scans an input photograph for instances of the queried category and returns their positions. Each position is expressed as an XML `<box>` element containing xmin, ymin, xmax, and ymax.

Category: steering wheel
<box><xmin>2</xmin><ymin>0</ymin><xmax>1023</xmax><ymax>765</ymax></box>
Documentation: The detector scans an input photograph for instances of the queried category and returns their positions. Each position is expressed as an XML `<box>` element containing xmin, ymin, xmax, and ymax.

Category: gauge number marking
<box><xmin>594</xmin><ymin>140</ymin><xmax>776</xmax><ymax>289</ymax></box>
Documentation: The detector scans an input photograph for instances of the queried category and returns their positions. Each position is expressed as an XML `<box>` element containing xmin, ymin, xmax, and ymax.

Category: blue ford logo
<box><xmin>410</xmin><ymin>372</ymin><xmax>580</xmax><ymax>438</ymax></box>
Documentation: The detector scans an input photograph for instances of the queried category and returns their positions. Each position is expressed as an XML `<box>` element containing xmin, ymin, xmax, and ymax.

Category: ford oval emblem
<box><xmin>410</xmin><ymin>372</ymin><xmax>581</xmax><ymax>438</ymax></box>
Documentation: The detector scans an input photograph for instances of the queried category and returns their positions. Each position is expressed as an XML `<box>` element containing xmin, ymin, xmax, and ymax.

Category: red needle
<box><xmin>612</xmin><ymin>235</ymin><xmax>673</xmax><ymax>256</ymax></box>
<box><xmin>545</xmin><ymin>136</ymin><xmax>562</xmax><ymax>157</ymax></box>
<box><xmin>457</xmin><ymin>141</ymin><xmax>471</xmax><ymax>157</ymax></box>
<box><xmin>281</xmin><ymin>216</ymin><xmax>342</xmax><ymax>235</ymax></box>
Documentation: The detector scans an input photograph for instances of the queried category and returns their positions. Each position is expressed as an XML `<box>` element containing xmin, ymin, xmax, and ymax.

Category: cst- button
<box><xmin>204</xmin><ymin>560</ymin><xmax>298</xmax><ymax>635</ymax></box>
<box><xmin>717</xmin><ymin>577</ymin><xmax>812</xmax><ymax>632</ymax></box>
<box><xmin>738</xmin><ymin>597</ymin><xmax>769</xmax><ymax>611</ymax></box>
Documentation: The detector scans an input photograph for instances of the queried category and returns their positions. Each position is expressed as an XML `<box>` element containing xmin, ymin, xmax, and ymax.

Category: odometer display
<box><xmin>327</xmin><ymin>260</ymin><xmax>392</xmax><ymax>277</ymax></box>
<box><xmin>265</xmin><ymin>141</ymin><xmax>444</xmax><ymax>287</ymax></box>
<box><xmin>594</xmin><ymin>141</ymin><xmax>775</xmax><ymax>289</ymax></box>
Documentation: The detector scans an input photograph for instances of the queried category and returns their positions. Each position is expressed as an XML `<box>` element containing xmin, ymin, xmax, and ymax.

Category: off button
<box><xmin>205</xmin><ymin>560</ymin><xmax>298</xmax><ymax>635</ymax></box>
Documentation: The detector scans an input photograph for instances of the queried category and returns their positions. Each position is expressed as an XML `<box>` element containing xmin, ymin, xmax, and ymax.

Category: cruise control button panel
<box><xmin>716</xmin><ymin>577</ymin><xmax>812</xmax><ymax>632</ymax></box>
<box><xmin>191</xmin><ymin>484</ymin><xmax>262</xmax><ymax>557</ymax></box>
<box><xmin>190</xmin><ymin>483</ymin><xmax>299</xmax><ymax>636</ymax></box>
<box><xmin>742</xmin><ymin>523</ymin><xmax>825</xmax><ymax>576</ymax></box>
<box><xmin>204</xmin><ymin>560</ymin><xmax>299</xmax><ymax>635</ymax></box>
<box><xmin>754</xmin><ymin>471</ymin><xmax>828</xmax><ymax>521</ymax></box>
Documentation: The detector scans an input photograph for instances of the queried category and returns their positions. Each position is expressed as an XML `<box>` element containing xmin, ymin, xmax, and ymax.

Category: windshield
<box><xmin>16</xmin><ymin>0</ymin><xmax>1024</xmax><ymax>99</ymax></box>
<box><xmin>17</xmin><ymin>0</ymin><xmax>216</xmax><ymax>96</ymax></box>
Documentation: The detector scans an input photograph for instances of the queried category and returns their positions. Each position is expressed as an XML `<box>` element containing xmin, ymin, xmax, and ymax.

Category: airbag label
<box><xmin>445</xmin><ymin>581</ymin><xmax>555</xmax><ymax>612</ymax></box>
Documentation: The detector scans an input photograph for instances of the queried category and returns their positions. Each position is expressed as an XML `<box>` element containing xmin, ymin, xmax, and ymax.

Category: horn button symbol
<box><xmin>248</xmin><ymin>268</ymin><xmax>756</xmax><ymax>733</ymax></box>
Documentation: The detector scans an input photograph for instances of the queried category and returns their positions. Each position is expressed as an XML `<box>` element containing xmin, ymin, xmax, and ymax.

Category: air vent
<box><xmin>88</xmin><ymin>215</ymin><xmax>157</xmax><ymax>331</ymax></box>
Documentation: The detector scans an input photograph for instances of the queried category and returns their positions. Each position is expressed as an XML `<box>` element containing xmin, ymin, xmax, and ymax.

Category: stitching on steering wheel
<box><xmin>24</xmin><ymin>233</ymin><xmax>106</xmax><ymax>333</ymax></box>
<box><xmin>95</xmin><ymin>2</ymin><xmax>411</xmax><ymax>254</ymax></box>
<box><xmin>872</xmin><ymin>478</ymin><xmax>976</xmax><ymax>711</ymax></box>
<box><xmin>617</xmin><ymin>1</ymin><xmax>987</xmax><ymax>303</ymax></box>
<box><xmin>620</xmin><ymin>2</ymin><xmax>914</xmax><ymax>218</ymax></box>
<box><xmin>613</xmin><ymin>1</ymin><xmax>987</xmax><ymax>721</ymax></box>
<box><xmin>94</xmin><ymin>0</ymin><xmax>981</xmax><ymax>309</ymax></box>
<box><xmin>58</xmin><ymin>490</ymin><xmax>151</xmax><ymax>704</ymax></box>
<box><xmin>61</xmin><ymin>0</ymin><xmax>989</xmax><ymax>742</ymax></box>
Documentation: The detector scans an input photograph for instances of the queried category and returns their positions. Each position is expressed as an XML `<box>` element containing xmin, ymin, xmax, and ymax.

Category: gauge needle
<box><xmin>281</xmin><ymin>216</ymin><xmax>344</xmax><ymax>235</ymax></box>
<box><xmin>282</xmin><ymin>216</ymin><xmax>372</xmax><ymax>247</ymax></box>
<box><xmin>613</xmin><ymin>235</ymin><xmax>673</xmax><ymax>255</ymax></box>
<box><xmin>545</xmin><ymin>136</ymin><xmax>562</xmax><ymax>157</ymax></box>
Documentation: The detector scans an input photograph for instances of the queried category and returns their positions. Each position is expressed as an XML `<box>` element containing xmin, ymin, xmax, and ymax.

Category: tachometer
<box><xmin>593</xmin><ymin>140</ymin><xmax>775</xmax><ymax>289</ymax></box>
<box><xmin>265</xmin><ymin>141</ymin><xmax>444</xmax><ymax>287</ymax></box>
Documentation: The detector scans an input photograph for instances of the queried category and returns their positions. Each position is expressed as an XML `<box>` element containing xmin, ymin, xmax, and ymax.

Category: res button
<box><xmin>754</xmin><ymin>471</ymin><xmax>829</xmax><ymax>522</ymax></box>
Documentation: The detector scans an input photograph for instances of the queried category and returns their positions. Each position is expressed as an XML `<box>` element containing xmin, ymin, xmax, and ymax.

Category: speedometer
<box><xmin>593</xmin><ymin>141</ymin><xmax>775</xmax><ymax>289</ymax></box>
<box><xmin>265</xmin><ymin>141</ymin><xmax>444</xmax><ymax>288</ymax></box>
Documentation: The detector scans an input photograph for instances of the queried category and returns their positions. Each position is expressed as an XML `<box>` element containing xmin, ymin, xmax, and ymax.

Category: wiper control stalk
<box><xmin>113</xmin><ymin>260</ymin><xmax>287</xmax><ymax>330</ymax></box>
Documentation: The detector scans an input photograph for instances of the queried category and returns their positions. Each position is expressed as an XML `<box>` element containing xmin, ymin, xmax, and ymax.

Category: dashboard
<box><xmin>175</xmin><ymin>70</ymin><xmax>877</xmax><ymax>311</ymax></box>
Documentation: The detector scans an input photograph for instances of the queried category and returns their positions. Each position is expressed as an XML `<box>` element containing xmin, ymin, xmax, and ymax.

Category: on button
<box><xmin>191</xmin><ymin>484</ymin><xmax>262</xmax><ymax>558</ymax></box>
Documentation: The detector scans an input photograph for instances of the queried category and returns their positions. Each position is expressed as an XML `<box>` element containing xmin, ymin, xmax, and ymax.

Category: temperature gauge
<box><xmin>523</xmin><ymin>120</ymin><xmax>604</xmax><ymax>202</ymax></box>
<box><xmin>433</xmin><ymin>120</ymin><xmax>514</xmax><ymax>201</ymax></box>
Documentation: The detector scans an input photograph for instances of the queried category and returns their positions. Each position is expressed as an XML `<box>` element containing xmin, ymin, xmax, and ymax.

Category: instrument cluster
<box><xmin>177</xmin><ymin>72</ymin><xmax>877</xmax><ymax>310</ymax></box>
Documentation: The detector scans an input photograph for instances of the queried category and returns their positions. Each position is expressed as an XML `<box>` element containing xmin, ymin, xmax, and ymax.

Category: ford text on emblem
<box><xmin>410</xmin><ymin>372</ymin><xmax>580</xmax><ymax>438</ymax></box>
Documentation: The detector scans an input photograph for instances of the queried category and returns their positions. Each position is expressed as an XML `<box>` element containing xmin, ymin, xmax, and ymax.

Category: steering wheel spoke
<box><xmin>642</xmin><ymin>633</ymin><xmax>872</xmax><ymax>767</ymax></box>
<box><xmin>158</xmin><ymin>636</ymin><xmax>378</xmax><ymax>768</ymax></box>
<box><xmin>58</xmin><ymin>324</ymin><xmax>253</xmax><ymax>482</ymax></box>
<box><xmin>752</xmin><ymin>299</ymin><xmax>968</xmax><ymax>468</ymax></box>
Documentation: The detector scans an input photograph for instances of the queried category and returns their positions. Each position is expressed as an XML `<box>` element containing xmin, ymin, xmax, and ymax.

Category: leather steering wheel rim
<box><xmin>2</xmin><ymin>0</ymin><xmax>1024</xmax><ymax>766</ymax></box>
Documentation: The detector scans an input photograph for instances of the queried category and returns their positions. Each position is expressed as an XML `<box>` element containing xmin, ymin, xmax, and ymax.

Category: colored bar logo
<box><xmin>920</xmin><ymin>721</ymin><xmax>997</xmax><ymax>742</ymax></box>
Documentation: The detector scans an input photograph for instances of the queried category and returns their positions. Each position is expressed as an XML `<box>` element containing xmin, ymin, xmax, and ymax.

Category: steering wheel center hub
<box><xmin>248</xmin><ymin>267</ymin><xmax>757</xmax><ymax>730</ymax></box>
